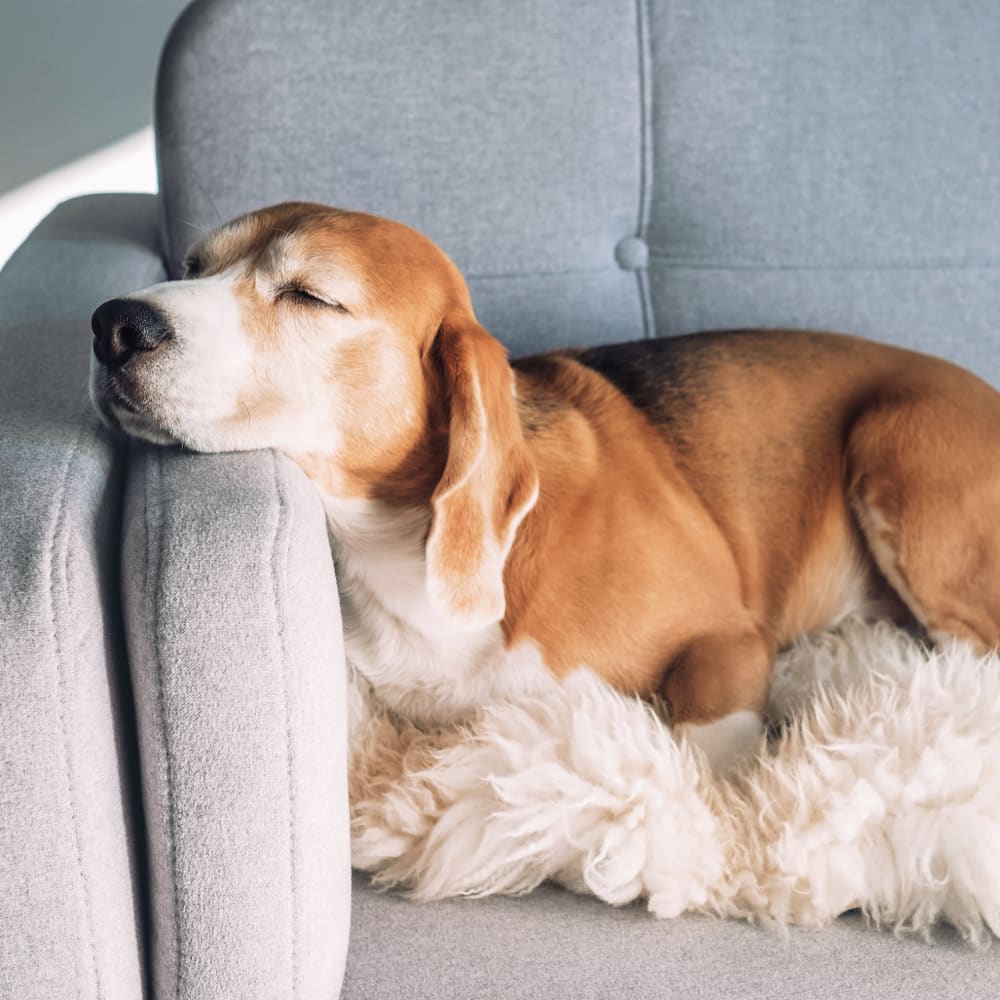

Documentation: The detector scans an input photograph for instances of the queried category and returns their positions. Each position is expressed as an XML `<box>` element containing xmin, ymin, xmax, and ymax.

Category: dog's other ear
<box><xmin>425</xmin><ymin>312</ymin><xmax>539</xmax><ymax>629</ymax></box>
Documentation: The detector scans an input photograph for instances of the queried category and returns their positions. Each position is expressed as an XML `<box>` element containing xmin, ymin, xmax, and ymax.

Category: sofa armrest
<box><xmin>122</xmin><ymin>445</ymin><xmax>350</xmax><ymax>1000</ymax></box>
<box><xmin>0</xmin><ymin>194</ymin><xmax>166</xmax><ymax>999</ymax></box>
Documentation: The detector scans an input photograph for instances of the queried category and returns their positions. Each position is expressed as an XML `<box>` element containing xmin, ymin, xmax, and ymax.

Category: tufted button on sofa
<box><xmin>3</xmin><ymin>2</ymin><xmax>1000</xmax><ymax>997</ymax></box>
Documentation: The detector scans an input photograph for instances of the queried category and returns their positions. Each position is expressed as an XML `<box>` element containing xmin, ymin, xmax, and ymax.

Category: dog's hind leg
<box><xmin>846</xmin><ymin>386</ymin><xmax>1000</xmax><ymax>655</ymax></box>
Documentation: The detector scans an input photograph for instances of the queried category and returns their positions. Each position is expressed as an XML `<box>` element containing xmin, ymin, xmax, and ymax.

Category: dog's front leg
<box><xmin>663</xmin><ymin>628</ymin><xmax>774</xmax><ymax>775</ymax></box>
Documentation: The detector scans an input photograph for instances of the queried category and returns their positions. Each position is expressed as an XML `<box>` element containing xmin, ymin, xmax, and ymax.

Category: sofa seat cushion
<box><xmin>344</xmin><ymin>872</ymin><xmax>1000</xmax><ymax>1000</ymax></box>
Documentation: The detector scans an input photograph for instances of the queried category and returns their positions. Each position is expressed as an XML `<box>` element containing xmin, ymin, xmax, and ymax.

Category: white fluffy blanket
<box><xmin>349</xmin><ymin>619</ymin><xmax>1000</xmax><ymax>944</ymax></box>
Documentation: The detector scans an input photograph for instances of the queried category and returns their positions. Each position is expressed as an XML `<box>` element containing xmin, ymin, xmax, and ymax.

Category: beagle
<box><xmin>90</xmin><ymin>202</ymin><xmax>1000</xmax><ymax>772</ymax></box>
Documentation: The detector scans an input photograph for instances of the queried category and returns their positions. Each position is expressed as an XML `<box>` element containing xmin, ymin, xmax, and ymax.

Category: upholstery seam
<box><xmin>420</xmin><ymin>259</ymin><xmax>1000</xmax><ymax>279</ymax></box>
<box><xmin>634</xmin><ymin>0</ymin><xmax>654</xmax><ymax>339</ymax></box>
<box><xmin>161</xmin><ymin>196</ymin><xmax>175</xmax><ymax>279</ymax></box>
<box><xmin>145</xmin><ymin>450</ymin><xmax>183</xmax><ymax>1000</ymax></box>
<box><xmin>157</xmin><ymin>139</ymin><xmax>176</xmax><ymax>277</ymax></box>
<box><xmin>271</xmin><ymin>452</ymin><xmax>299</xmax><ymax>998</ymax></box>
<box><xmin>646</xmin><ymin>253</ymin><xmax>1000</xmax><ymax>272</ymax></box>
<box><xmin>47</xmin><ymin>416</ymin><xmax>104</xmax><ymax>1000</ymax></box>
<box><xmin>465</xmin><ymin>264</ymin><xmax>621</xmax><ymax>280</ymax></box>
<box><xmin>116</xmin><ymin>441</ymin><xmax>154</xmax><ymax>1000</ymax></box>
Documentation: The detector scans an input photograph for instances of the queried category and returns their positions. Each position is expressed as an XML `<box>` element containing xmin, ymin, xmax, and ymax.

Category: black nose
<box><xmin>91</xmin><ymin>298</ymin><xmax>171</xmax><ymax>368</ymax></box>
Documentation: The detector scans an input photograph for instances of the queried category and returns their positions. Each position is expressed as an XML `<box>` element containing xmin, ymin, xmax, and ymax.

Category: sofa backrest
<box><xmin>156</xmin><ymin>0</ymin><xmax>1000</xmax><ymax>382</ymax></box>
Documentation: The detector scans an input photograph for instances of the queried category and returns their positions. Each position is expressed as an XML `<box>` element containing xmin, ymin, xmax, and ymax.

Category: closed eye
<box><xmin>276</xmin><ymin>284</ymin><xmax>346</xmax><ymax>311</ymax></box>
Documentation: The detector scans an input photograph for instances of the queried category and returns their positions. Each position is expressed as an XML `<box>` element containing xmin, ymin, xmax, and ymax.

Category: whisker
<box><xmin>178</xmin><ymin>216</ymin><xmax>212</xmax><ymax>239</ymax></box>
<box><xmin>207</xmin><ymin>192</ymin><xmax>222</xmax><ymax>225</ymax></box>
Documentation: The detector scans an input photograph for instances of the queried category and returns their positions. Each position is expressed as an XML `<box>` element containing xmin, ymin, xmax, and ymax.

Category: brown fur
<box><xmin>187</xmin><ymin>203</ymin><xmax>1000</xmax><ymax>729</ymax></box>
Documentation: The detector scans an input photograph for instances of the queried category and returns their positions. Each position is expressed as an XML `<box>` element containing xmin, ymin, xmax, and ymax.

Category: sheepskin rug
<box><xmin>349</xmin><ymin>618</ymin><xmax>1000</xmax><ymax>943</ymax></box>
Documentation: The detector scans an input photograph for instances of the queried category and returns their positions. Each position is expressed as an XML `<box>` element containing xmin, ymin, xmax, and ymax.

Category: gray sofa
<box><xmin>2</xmin><ymin>1</ymin><xmax>1000</xmax><ymax>997</ymax></box>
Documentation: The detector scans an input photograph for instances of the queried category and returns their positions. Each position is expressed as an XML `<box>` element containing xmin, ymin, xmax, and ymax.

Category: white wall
<box><xmin>0</xmin><ymin>129</ymin><xmax>157</xmax><ymax>269</ymax></box>
<box><xmin>0</xmin><ymin>0</ymin><xmax>187</xmax><ymax>195</ymax></box>
<box><xmin>0</xmin><ymin>0</ymin><xmax>189</xmax><ymax>267</ymax></box>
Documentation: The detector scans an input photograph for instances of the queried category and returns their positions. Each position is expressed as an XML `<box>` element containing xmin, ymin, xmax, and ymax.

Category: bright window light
<box><xmin>0</xmin><ymin>128</ymin><xmax>157</xmax><ymax>270</ymax></box>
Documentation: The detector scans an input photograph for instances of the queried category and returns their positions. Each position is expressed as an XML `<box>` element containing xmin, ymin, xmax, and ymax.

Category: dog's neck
<box><xmin>319</xmin><ymin>492</ymin><xmax>437</xmax><ymax>634</ymax></box>
<box><xmin>309</xmin><ymin>489</ymin><xmax>554</xmax><ymax>725</ymax></box>
<box><xmin>286</xmin><ymin>375</ymin><xmax>563</xmax><ymax>724</ymax></box>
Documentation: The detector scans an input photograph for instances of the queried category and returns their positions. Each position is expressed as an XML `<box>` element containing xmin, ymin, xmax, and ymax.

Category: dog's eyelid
<box><xmin>276</xmin><ymin>282</ymin><xmax>349</xmax><ymax>313</ymax></box>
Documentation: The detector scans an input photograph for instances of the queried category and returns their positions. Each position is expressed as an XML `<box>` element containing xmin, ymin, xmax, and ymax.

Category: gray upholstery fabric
<box><xmin>121</xmin><ymin>447</ymin><xmax>350</xmax><ymax>1000</ymax></box>
<box><xmin>0</xmin><ymin>195</ymin><xmax>165</xmax><ymax>1000</ymax></box>
<box><xmin>0</xmin><ymin>194</ymin><xmax>350</xmax><ymax>998</ymax></box>
<box><xmin>645</xmin><ymin>0</ymin><xmax>1000</xmax><ymax>384</ymax></box>
<box><xmin>345</xmin><ymin>873</ymin><xmax>1000</xmax><ymax>1000</ymax></box>
<box><xmin>156</xmin><ymin>0</ymin><xmax>1000</xmax><ymax>383</ymax></box>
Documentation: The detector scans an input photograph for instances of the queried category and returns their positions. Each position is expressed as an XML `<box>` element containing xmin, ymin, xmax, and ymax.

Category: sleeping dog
<box><xmin>90</xmin><ymin>202</ymin><xmax>1000</xmax><ymax>772</ymax></box>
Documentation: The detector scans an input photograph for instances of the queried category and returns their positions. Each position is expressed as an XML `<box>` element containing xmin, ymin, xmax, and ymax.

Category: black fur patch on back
<box><xmin>570</xmin><ymin>331</ymin><xmax>760</xmax><ymax>426</ymax></box>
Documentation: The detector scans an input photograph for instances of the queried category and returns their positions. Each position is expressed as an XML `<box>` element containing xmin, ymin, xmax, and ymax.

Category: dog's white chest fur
<box><xmin>321</xmin><ymin>496</ymin><xmax>555</xmax><ymax>726</ymax></box>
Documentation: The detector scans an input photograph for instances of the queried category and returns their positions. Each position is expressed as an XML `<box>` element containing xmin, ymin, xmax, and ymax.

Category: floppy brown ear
<box><xmin>425</xmin><ymin>313</ymin><xmax>539</xmax><ymax>629</ymax></box>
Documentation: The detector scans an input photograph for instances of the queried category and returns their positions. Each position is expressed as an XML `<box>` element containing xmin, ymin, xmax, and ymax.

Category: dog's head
<box><xmin>89</xmin><ymin>202</ymin><xmax>537</xmax><ymax>626</ymax></box>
